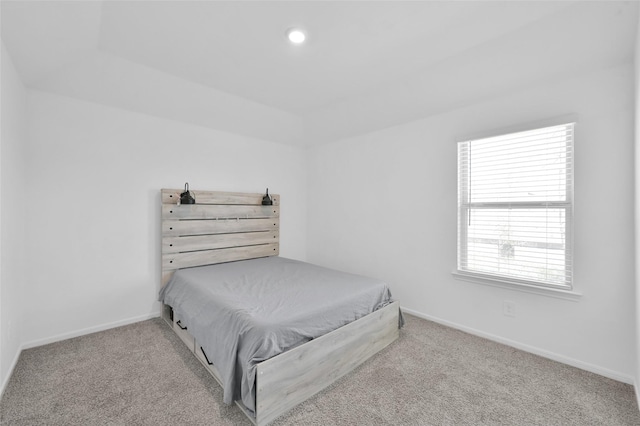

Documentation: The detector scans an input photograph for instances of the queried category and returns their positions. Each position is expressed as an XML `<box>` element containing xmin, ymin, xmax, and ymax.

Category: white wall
<box><xmin>308</xmin><ymin>63</ymin><xmax>636</xmax><ymax>382</ymax></box>
<box><xmin>0</xmin><ymin>42</ymin><xmax>27</xmax><ymax>390</ymax></box>
<box><xmin>634</xmin><ymin>2</ymin><xmax>640</xmax><ymax>402</ymax></box>
<box><xmin>20</xmin><ymin>91</ymin><xmax>308</xmax><ymax>347</ymax></box>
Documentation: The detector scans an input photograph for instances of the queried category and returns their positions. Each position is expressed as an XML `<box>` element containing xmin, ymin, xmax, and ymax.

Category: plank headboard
<box><xmin>161</xmin><ymin>188</ymin><xmax>280</xmax><ymax>287</ymax></box>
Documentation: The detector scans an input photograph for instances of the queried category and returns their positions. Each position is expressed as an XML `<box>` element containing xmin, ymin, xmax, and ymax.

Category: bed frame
<box><xmin>160</xmin><ymin>188</ymin><xmax>401</xmax><ymax>425</ymax></box>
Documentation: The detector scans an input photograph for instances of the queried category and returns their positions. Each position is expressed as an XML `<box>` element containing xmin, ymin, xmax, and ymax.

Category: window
<box><xmin>457</xmin><ymin>123</ymin><xmax>574</xmax><ymax>290</ymax></box>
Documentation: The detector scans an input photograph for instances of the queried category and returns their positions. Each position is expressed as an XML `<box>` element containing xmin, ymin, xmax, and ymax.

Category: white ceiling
<box><xmin>2</xmin><ymin>1</ymin><xmax>638</xmax><ymax>146</ymax></box>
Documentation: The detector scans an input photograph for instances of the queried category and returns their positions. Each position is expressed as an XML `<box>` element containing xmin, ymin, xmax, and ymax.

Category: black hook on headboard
<box><xmin>180</xmin><ymin>182</ymin><xmax>196</xmax><ymax>205</ymax></box>
<box><xmin>262</xmin><ymin>188</ymin><xmax>273</xmax><ymax>206</ymax></box>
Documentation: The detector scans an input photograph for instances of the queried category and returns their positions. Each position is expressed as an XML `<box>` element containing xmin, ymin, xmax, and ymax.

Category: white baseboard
<box><xmin>635</xmin><ymin>382</ymin><xmax>640</xmax><ymax>411</ymax></box>
<box><xmin>401</xmin><ymin>306</ymin><xmax>635</xmax><ymax>385</ymax></box>
<box><xmin>1</xmin><ymin>311</ymin><xmax>162</xmax><ymax>399</ymax></box>
<box><xmin>21</xmin><ymin>311</ymin><xmax>160</xmax><ymax>350</ymax></box>
<box><xmin>0</xmin><ymin>344</ymin><xmax>23</xmax><ymax>400</ymax></box>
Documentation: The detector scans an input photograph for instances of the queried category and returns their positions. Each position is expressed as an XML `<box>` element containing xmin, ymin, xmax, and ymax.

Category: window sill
<box><xmin>452</xmin><ymin>270</ymin><xmax>582</xmax><ymax>301</ymax></box>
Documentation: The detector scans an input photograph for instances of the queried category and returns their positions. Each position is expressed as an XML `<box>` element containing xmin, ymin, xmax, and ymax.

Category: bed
<box><xmin>159</xmin><ymin>188</ymin><xmax>401</xmax><ymax>425</ymax></box>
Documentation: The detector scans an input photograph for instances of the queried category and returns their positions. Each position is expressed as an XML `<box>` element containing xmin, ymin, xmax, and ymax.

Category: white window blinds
<box><xmin>457</xmin><ymin>123</ymin><xmax>574</xmax><ymax>289</ymax></box>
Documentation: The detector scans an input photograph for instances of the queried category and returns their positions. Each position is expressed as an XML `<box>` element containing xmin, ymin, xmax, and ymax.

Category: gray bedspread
<box><xmin>158</xmin><ymin>256</ymin><xmax>396</xmax><ymax>414</ymax></box>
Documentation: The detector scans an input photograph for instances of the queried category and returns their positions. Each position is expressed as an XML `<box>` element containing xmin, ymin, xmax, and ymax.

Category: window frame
<box><xmin>455</xmin><ymin>120</ymin><xmax>575</xmax><ymax>293</ymax></box>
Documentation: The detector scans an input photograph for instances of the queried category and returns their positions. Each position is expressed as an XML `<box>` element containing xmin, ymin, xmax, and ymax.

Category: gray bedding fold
<box><xmin>158</xmin><ymin>256</ymin><xmax>396</xmax><ymax>414</ymax></box>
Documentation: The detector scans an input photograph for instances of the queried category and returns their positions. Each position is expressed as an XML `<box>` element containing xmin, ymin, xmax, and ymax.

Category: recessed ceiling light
<box><xmin>286</xmin><ymin>28</ymin><xmax>306</xmax><ymax>44</ymax></box>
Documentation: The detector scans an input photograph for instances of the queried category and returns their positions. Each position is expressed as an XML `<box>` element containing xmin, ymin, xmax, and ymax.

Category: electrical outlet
<box><xmin>503</xmin><ymin>300</ymin><xmax>516</xmax><ymax>317</ymax></box>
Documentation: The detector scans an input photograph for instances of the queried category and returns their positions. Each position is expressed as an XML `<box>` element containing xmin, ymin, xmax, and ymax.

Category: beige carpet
<box><xmin>1</xmin><ymin>314</ymin><xmax>638</xmax><ymax>425</ymax></box>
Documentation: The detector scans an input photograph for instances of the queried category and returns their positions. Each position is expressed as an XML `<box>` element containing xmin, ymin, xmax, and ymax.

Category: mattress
<box><xmin>158</xmin><ymin>256</ymin><xmax>397</xmax><ymax>414</ymax></box>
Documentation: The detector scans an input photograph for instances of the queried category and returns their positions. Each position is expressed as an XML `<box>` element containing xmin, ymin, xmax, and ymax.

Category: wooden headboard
<box><xmin>161</xmin><ymin>188</ymin><xmax>279</xmax><ymax>286</ymax></box>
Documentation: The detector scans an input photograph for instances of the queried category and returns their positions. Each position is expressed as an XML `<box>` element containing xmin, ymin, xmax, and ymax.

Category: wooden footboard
<box><xmin>255</xmin><ymin>301</ymin><xmax>400</xmax><ymax>425</ymax></box>
<box><xmin>163</xmin><ymin>301</ymin><xmax>401</xmax><ymax>426</ymax></box>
